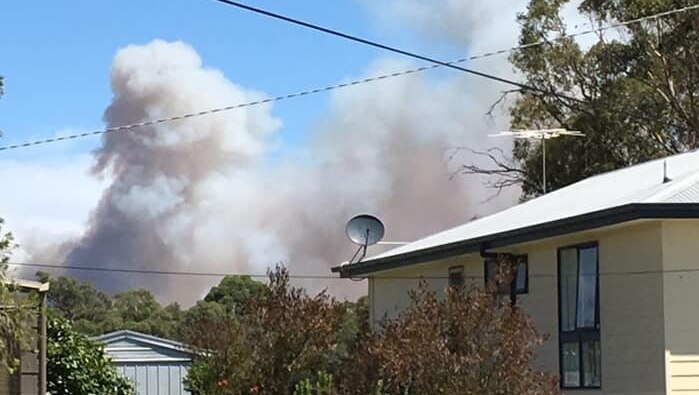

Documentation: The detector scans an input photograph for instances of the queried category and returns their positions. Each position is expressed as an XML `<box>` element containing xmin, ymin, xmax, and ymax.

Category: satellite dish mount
<box><xmin>346</xmin><ymin>214</ymin><xmax>385</xmax><ymax>263</ymax></box>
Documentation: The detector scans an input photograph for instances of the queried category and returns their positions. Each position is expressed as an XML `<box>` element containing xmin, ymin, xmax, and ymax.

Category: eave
<box><xmin>332</xmin><ymin>203</ymin><xmax>699</xmax><ymax>277</ymax></box>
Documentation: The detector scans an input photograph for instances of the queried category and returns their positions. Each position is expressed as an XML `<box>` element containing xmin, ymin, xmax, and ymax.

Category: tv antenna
<box><xmin>345</xmin><ymin>214</ymin><xmax>385</xmax><ymax>263</ymax></box>
<box><xmin>490</xmin><ymin>128</ymin><xmax>585</xmax><ymax>193</ymax></box>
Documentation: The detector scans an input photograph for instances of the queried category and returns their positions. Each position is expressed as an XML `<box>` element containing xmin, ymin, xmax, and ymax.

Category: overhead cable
<box><xmin>9</xmin><ymin>261</ymin><xmax>699</xmax><ymax>279</ymax></box>
<box><xmin>208</xmin><ymin>0</ymin><xmax>580</xmax><ymax>102</ymax></box>
<box><xmin>2</xmin><ymin>3</ymin><xmax>698</xmax><ymax>152</ymax></box>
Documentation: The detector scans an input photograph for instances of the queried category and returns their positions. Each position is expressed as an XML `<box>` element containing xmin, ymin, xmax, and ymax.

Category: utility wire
<box><xmin>9</xmin><ymin>261</ymin><xmax>699</xmax><ymax>279</ymax></box>
<box><xmin>8</xmin><ymin>262</ymin><xmax>338</xmax><ymax>279</ymax></box>
<box><xmin>1</xmin><ymin>3</ymin><xmax>698</xmax><ymax>153</ymax></box>
<box><xmin>208</xmin><ymin>0</ymin><xmax>579</xmax><ymax>102</ymax></box>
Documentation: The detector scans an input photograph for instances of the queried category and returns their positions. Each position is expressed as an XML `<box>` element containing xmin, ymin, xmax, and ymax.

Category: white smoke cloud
<box><xmin>363</xmin><ymin>0</ymin><xmax>528</xmax><ymax>50</ymax></box>
<box><xmin>22</xmin><ymin>0</ymin><xmax>548</xmax><ymax>304</ymax></box>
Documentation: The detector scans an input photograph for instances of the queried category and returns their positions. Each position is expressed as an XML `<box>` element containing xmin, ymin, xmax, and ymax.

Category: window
<box><xmin>448</xmin><ymin>266</ymin><xmax>464</xmax><ymax>287</ymax></box>
<box><xmin>484</xmin><ymin>255</ymin><xmax>528</xmax><ymax>295</ymax></box>
<box><xmin>558</xmin><ymin>244</ymin><xmax>601</xmax><ymax>389</ymax></box>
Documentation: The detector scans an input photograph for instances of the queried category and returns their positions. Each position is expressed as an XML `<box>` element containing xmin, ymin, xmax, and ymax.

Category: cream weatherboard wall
<box><xmin>368</xmin><ymin>220</ymin><xmax>670</xmax><ymax>395</ymax></box>
<box><xmin>662</xmin><ymin>220</ymin><xmax>699</xmax><ymax>394</ymax></box>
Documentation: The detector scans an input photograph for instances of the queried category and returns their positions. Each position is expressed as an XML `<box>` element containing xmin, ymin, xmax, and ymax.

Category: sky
<box><xmin>0</xmin><ymin>3</ymin><xmax>483</xmax><ymax>229</ymax></box>
<box><xmin>0</xmin><ymin>0</ymin><xmax>551</xmax><ymax>301</ymax></box>
<box><xmin>0</xmin><ymin>0</ymin><xmax>463</xmax><ymax>155</ymax></box>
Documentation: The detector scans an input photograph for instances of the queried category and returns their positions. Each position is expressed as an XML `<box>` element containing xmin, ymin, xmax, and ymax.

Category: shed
<box><xmin>95</xmin><ymin>330</ymin><xmax>192</xmax><ymax>395</ymax></box>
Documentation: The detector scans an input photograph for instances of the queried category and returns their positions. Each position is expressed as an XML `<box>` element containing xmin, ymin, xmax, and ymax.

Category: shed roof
<box><xmin>334</xmin><ymin>150</ymin><xmax>699</xmax><ymax>276</ymax></box>
<box><xmin>95</xmin><ymin>330</ymin><xmax>193</xmax><ymax>363</ymax></box>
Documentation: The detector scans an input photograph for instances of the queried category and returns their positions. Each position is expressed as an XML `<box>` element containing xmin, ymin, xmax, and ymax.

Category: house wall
<box><xmin>369</xmin><ymin>221</ymin><xmax>667</xmax><ymax>395</ymax></box>
<box><xmin>661</xmin><ymin>220</ymin><xmax>699</xmax><ymax>394</ymax></box>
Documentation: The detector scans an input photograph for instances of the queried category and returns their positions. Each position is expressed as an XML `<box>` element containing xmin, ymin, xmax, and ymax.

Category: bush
<box><xmin>47</xmin><ymin>315</ymin><xmax>133</xmax><ymax>395</ymax></box>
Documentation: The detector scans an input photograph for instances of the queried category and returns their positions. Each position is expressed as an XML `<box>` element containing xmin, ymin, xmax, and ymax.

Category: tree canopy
<box><xmin>38</xmin><ymin>273</ymin><xmax>182</xmax><ymax>338</ymax></box>
<box><xmin>466</xmin><ymin>0</ymin><xmax>699</xmax><ymax>198</ymax></box>
<box><xmin>39</xmin><ymin>272</ymin><xmax>268</xmax><ymax>340</ymax></box>
<box><xmin>203</xmin><ymin>275</ymin><xmax>267</xmax><ymax>313</ymax></box>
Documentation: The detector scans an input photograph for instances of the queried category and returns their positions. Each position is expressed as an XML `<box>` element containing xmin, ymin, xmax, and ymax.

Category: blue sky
<box><xmin>0</xmin><ymin>0</ymin><xmax>463</xmax><ymax>160</ymax></box>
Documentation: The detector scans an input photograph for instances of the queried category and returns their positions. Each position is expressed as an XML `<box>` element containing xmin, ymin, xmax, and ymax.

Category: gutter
<box><xmin>332</xmin><ymin>203</ymin><xmax>699</xmax><ymax>277</ymax></box>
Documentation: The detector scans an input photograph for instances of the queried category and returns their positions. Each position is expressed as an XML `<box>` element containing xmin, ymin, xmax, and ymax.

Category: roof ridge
<box><xmin>94</xmin><ymin>330</ymin><xmax>190</xmax><ymax>352</ymax></box>
<box><xmin>642</xmin><ymin>161</ymin><xmax>699</xmax><ymax>203</ymax></box>
<box><xmin>578</xmin><ymin>149</ymin><xmax>699</xmax><ymax>184</ymax></box>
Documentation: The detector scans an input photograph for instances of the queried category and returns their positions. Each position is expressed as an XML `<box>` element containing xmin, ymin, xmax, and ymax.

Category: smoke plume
<box><xmin>46</xmin><ymin>2</ymin><xmax>533</xmax><ymax>303</ymax></box>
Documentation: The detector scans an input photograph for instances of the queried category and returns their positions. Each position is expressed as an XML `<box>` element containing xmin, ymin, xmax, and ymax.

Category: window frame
<box><xmin>448</xmin><ymin>265</ymin><xmax>464</xmax><ymax>288</ymax></box>
<box><xmin>557</xmin><ymin>242</ymin><xmax>601</xmax><ymax>390</ymax></box>
<box><xmin>483</xmin><ymin>255</ymin><xmax>528</xmax><ymax>295</ymax></box>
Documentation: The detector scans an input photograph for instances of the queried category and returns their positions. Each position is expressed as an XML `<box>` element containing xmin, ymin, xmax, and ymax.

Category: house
<box><xmin>333</xmin><ymin>150</ymin><xmax>699</xmax><ymax>395</ymax></box>
<box><xmin>95</xmin><ymin>330</ymin><xmax>193</xmax><ymax>395</ymax></box>
<box><xmin>0</xmin><ymin>279</ymin><xmax>49</xmax><ymax>395</ymax></box>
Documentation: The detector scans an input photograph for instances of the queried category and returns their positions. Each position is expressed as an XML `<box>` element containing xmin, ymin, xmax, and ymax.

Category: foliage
<box><xmin>178</xmin><ymin>274</ymin><xmax>267</xmax><ymax>339</ymax></box>
<box><xmin>293</xmin><ymin>371</ymin><xmax>335</xmax><ymax>395</ymax></box>
<box><xmin>203</xmin><ymin>275</ymin><xmax>267</xmax><ymax>313</ymax></box>
<box><xmin>463</xmin><ymin>0</ymin><xmax>699</xmax><ymax>198</ymax></box>
<box><xmin>112</xmin><ymin>289</ymin><xmax>182</xmax><ymax>338</ymax></box>
<box><xmin>183</xmin><ymin>266</ymin><xmax>347</xmax><ymax>395</ymax></box>
<box><xmin>37</xmin><ymin>273</ymin><xmax>182</xmax><ymax>338</ymax></box>
<box><xmin>47</xmin><ymin>314</ymin><xmax>133</xmax><ymax>395</ymax></box>
<box><xmin>0</xmin><ymin>218</ymin><xmax>34</xmax><ymax>373</ymax></box>
<box><xmin>339</xmin><ymin>280</ymin><xmax>559</xmax><ymax>395</ymax></box>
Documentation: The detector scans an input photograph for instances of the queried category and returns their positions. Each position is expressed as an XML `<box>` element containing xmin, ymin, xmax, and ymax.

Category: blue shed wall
<box><xmin>97</xmin><ymin>332</ymin><xmax>193</xmax><ymax>395</ymax></box>
<box><xmin>116</xmin><ymin>363</ymin><xmax>189</xmax><ymax>395</ymax></box>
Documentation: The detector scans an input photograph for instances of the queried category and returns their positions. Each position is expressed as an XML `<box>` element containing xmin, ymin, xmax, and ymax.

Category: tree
<box><xmin>36</xmin><ymin>272</ymin><xmax>117</xmax><ymax>335</ymax></box>
<box><xmin>182</xmin><ymin>266</ymin><xmax>347</xmax><ymax>395</ymax></box>
<box><xmin>203</xmin><ymin>275</ymin><xmax>267</xmax><ymax>313</ymax></box>
<box><xmin>0</xmin><ymin>218</ymin><xmax>34</xmax><ymax>373</ymax></box>
<box><xmin>339</xmin><ymin>280</ymin><xmax>559</xmax><ymax>395</ymax></box>
<box><xmin>112</xmin><ymin>289</ymin><xmax>182</xmax><ymax>339</ymax></box>
<box><xmin>37</xmin><ymin>273</ymin><xmax>182</xmax><ymax>338</ymax></box>
<box><xmin>47</xmin><ymin>314</ymin><xmax>133</xmax><ymax>395</ymax></box>
<box><xmin>462</xmin><ymin>0</ymin><xmax>699</xmax><ymax>198</ymax></box>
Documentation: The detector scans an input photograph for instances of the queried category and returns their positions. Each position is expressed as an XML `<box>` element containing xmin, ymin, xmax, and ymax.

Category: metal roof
<box><xmin>334</xmin><ymin>150</ymin><xmax>699</xmax><ymax>277</ymax></box>
<box><xmin>94</xmin><ymin>330</ymin><xmax>193</xmax><ymax>356</ymax></box>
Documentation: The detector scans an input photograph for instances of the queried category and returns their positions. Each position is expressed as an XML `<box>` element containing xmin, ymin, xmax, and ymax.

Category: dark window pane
<box><xmin>485</xmin><ymin>259</ymin><xmax>507</xmax><ymax>293</ymax></box>
<box><xmin>449</xmin><ymin>266</ymin><xmax>464</xmax><ymax>287</ymax></box>
<box><xmin>515</xmin><ymin>260</ymin><xmax>528</xmax><ymax>293</ymax></box>
<box><xmin>485</xmin><ymin>257</ymin><xmax>528</xmax><ymax>295</ymax></box>
<box><xmin>559</xmin><ymin>248</ymin><xmax>578</xmax><ymax>332</ymax></box>
<box><xmin>485</xmin><ymin>259</ymin><xmax>496</xmax><ymax>283</ymax></box>
<box><xmin>561</xmin><ymin>342</ymin><xmax>581</xmax><ymax>387</ymax></box>
<box><xmin>582</xmin><ymin>341</ymin><xmax>601</xmax><ymax>387</ymax></box>
<box><xmin>577</xmin><ymin>247</ymin><xmax>597</xmax><ymax>328</ymax></box>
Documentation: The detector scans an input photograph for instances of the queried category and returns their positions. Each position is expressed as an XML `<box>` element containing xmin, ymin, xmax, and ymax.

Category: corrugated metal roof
<box><xmin>363</xmin><ymin>150</ymin><xmax>699</xmax><ymax>263</ymax></box>
<box><xmin>94</xmin><ymin>330</ymin><xmax>193</xmax><ymax>358</ymax></box>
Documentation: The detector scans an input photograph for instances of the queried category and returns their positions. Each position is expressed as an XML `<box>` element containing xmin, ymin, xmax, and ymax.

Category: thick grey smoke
<box><xmin>53</xmin><ymin>1</ymin><xmax>532</xmax><ymax>304</ymax></box>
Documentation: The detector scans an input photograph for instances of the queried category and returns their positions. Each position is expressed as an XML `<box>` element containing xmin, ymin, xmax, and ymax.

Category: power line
<box><xmin>9</xmin><ymin>261</ymin><xmax>699</xmax><ymax>280</ymax></box>
<box><xmin>207</xmin><ymin>0</ymin><xmax>579</xmax><ymax>102</ymax></box>
<box><xmin>8</xmin><ymin>262</ymin><xmax>339</xmax><ymax>279</ymax></box>
<box><xmin>1</xmin><ymin>3</ymin><xmax>698</xmax><ymax>152</ymax></box>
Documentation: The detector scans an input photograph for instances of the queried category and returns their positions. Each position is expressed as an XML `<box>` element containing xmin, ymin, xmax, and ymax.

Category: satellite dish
<box><xmin>346</xmin><ymin>214</ymin><xmax>385</xmax><ymax>246</ymax></box>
